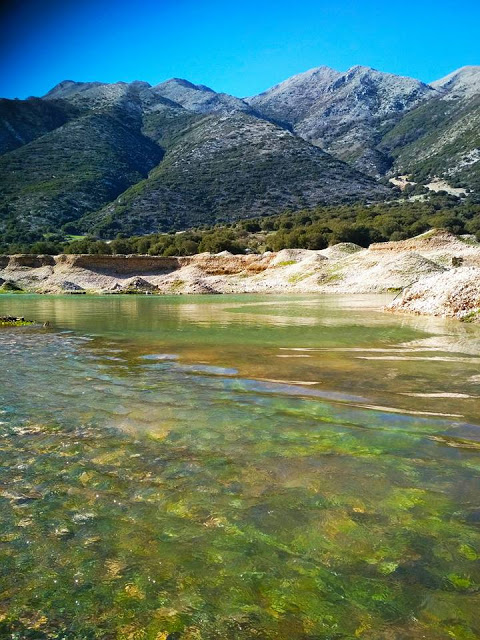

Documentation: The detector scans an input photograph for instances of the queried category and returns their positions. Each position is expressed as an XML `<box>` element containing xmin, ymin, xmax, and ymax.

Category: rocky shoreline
<box><xmin>1</xmin><ymin>229</ymin><xmax>479</xmax><ymax>323</ymax></box>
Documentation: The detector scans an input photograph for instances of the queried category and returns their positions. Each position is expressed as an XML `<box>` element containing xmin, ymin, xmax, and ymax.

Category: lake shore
<box><xmin>1</xmin><ymin>229</ymin><xmax>480</xmax><ymax>322</ymax></box>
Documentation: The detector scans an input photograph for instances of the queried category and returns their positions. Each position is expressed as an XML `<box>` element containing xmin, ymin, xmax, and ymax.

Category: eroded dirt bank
<box><xmin>1</xmin><ymin>230</ymin><xmax>479</xmax><ymax>321</ymax></box>
<box><xmin>388</xmin><ymin>267</ymin><xmax>480</xmax><ymax>322</ymax></box>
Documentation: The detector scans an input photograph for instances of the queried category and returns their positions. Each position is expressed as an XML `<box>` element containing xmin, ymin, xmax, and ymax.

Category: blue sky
<box><xmin>1</xmin><ymin>0</ymin><xmax>479</xmax><ymax>99</ymax></box>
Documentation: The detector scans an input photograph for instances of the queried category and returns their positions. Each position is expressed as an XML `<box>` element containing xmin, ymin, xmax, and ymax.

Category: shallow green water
<box><xmin>0</xmin><ymin>294</ymin><xmax>479</xmax><ymax>639</ymax></box>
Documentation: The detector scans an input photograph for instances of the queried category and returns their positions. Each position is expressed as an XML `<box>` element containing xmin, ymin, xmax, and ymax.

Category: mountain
<box><xmin>151</xmin><ymin>78</ymin><xmax>252</xmax><ymax>114</ymax></box>
<box><xmin>380</xmin><ymin>66</ymin><xmax>480</xmax><ymax>192</ymax></box>
<box><xmin>0</xmin><ymin>64</ymin><xmax>478</xmax><ymax>246</ymax></box>
<box><xmin>0</xmin><ymin>113</ymin><xmax>163</xmax><ymax>239</ymax></box>
<box><xmin>247</xmin><ymin>65</ymin><xmax>437</xmax><ymax>176</ymax></box>
<box><xmin>80</xmin><ymin>111</ymin><xmax>386</xmax><ymax>236</ymax></box>
<box><xmin>431</xmin><ymin>66</ymin><xmax>480</xmax><ymax>100</ymax></box>
<box><xmin>0</xmin><ymin>75</ymin><xmax>389</xmax><ymax>243</ymax></box>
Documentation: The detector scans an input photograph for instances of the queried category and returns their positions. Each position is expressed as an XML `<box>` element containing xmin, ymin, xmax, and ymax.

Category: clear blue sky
<box><xmin>1</xmin><ymin>0</ymin><xmax>479</xmax><ymax>99</ymax></box>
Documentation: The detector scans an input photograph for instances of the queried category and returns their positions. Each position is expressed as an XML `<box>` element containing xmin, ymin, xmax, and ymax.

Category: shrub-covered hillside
<box><xmin>3</xmin><ymin>194</ymin><xmax>478</xmax><ymax>256</ymax></box>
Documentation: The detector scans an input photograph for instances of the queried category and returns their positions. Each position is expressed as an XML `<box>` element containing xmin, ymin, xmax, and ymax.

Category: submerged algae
<box><xmin>0</xmin><ymin>295</ymin><xmax>479</xmax><ymax>639</ymax></box>
<box><xmin>0</xmin><ymin>412</ymin><xmax>479</xmax><ymax>640</ymax></box>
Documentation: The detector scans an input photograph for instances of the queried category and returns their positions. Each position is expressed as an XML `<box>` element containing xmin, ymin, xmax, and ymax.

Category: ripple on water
<box><xmin>139</xmin><ymin>353</ymin><xmax>179</xmax><ymax>360</ymax></box>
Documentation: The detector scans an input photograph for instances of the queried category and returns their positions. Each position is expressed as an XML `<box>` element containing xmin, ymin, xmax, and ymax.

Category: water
<box><xmin>0</xmin><ymin>294</ymin><xmax>479</xmax><ymax>639</ymax></box>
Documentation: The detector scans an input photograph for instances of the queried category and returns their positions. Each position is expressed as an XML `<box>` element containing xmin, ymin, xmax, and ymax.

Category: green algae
<box><xmin>462</xmin><ymin>309</ymin><xmax>480</xmax><ymax>323</ymax></box>
<box><xmin>0</xmin><ymin>411</ymin><xmax>479</xmax><ymax>639</ymax></box>
<box><xmin>0</xmin><ymin>281</ymin><xmax>24</xmax><ymax>293</ymax></box>
<box><xmin>0</xmin><ymin>318</ymin><xmax>34</xmax><ymax>326</ymax></box>
<box><xmin>275</xmin><ymin>260</ymin><xmax>297</xmax><ymax>267</ymax></box>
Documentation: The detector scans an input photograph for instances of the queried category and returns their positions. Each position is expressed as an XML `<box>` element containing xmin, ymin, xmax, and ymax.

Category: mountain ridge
<box><xmin>0</xmin><ymin>64</ymin><xmax>478</xmax><ymax>245</ymax></box>
<box><xmin>247</xmin><ymin>65</ymin><xmax>440</xmax><ymax>176</ymax></box>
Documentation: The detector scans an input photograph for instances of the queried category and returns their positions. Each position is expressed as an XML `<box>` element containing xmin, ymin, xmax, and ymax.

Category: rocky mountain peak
<box><xmin>345</xmin><ymin>64</ymin><xmax>374</xmax><ymax>75</ymax></box>
<box><xmin>43</xmin><ymin>79</ymin><xmax>152</xmax><ymax>104</ymax></box>
<box><xmin>246</xmin><ymin>64</ymin><xmax>436</xmax><ymax>175</ymax></box>
<box><xmin>431</xmin><ymin>66</ymin><xmax>480</xmax><ymax>100</ymax></box>
<box><xmin>44</xmin><ymin>80</ymin><xmax>104</xmax><ymax>100</ymax></box>
<box><xmin>151</xmin><ymin>78</ymin><xmax>251</xmax><ymax>114</ymax></box>
<box><xmin>158</xmin><ymin>78</ymin><xmax>214</xmax><ymax>93</ymax></box>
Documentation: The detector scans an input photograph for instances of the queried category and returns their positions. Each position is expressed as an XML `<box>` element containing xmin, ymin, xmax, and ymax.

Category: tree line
<box><xmin>1</xmin><ymin>193</ymin><xmax>479</xmax><ymax>255</ymax></box>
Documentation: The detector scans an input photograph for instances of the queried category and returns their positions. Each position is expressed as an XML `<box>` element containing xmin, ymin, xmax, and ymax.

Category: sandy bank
<box><xmin>1</xmin><ymin>230</ymin><xmax>479</xmax><ymax>321</ymax></box>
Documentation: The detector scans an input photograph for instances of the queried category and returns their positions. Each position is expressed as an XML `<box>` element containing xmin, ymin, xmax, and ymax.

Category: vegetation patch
<box><xmin>0</xmin><ymin>316</ymin><xmax>34</xmax><ymax>326</ymax></box>
<box><xmin>169</xmin><ymin>279</ymin><xmax>186</xmax><ymax>291</ymax></box>
<box><xmin>461</xmin><ymin>309</ymin><xmax>480</xmax><ymax>323</ymax></box>
<box><xmin>276</xmin><ymin>260</ymin><xmax>297</xmax><ymax>267</ymax></box>
<box><xmin>288</xmin><ymin>271</ymin><xmax>314</xmax><ymax>284</ymax></box>
<box><xmin>3</xmin><ymin>192</ymin><xmax>478</xmax><ymax>258</ymax></box>
<box><xmin>0</xmin><ymin>281</ymin><xmax>24</xmax><ymax>293</ymax></box>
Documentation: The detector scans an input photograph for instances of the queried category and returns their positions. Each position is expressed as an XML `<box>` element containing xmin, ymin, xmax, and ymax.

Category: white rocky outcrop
<box><xmin>388</xmin><ymin>267</ymin><xmax>480</xmax><ymax>322</ymax></box>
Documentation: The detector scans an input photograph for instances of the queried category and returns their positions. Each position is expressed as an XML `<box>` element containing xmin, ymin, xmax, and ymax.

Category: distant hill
<box><xmin>0</xmin><ymin>64</ymin><xmax>478</xmax><ymax>245</ymax></box>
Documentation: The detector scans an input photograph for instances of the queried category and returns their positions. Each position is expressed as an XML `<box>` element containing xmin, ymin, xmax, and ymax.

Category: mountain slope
<box><xmin>0</xmin><ymin>98</ymin><xmax>79</xmax><ymax>155</ymax></box>
<box><xmin>0</xmin><ymin>65</ymin><xmax>478</xmax><ymax>248</ymax></box>
<box><xmin>381</xmin><ymin>68</ymin><xmax>480</xmax><ymax>192</ymax></box>
<box><xmin>247</xmin><ymin>66</ymin><xmax>437</xmax><ymax>176</ymax></box>
<box><xmin>0</xmin><ymin>113</ymin><xmax>163</xmax><ymax>242</ymax></box>
<box><xmin>80</xmin><ymin>112</ymin><xmax>389</xmax><ymax>236</ymax></box>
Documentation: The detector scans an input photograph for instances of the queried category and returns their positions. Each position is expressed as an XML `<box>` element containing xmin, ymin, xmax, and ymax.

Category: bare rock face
<box><xmin>41</xmin><ymin>280</ymin><xmax>85</xmax><ymax>294</ymax></box>
<box><xmin>271</xmin><ymin>249</ymin><xmax>319</xmax><ymax>265</ymax></box>
<box><xmin>123</xmin><ymin>276</ymin><xmax>159</xmax><ymax>293</ymax></box>
<box><xmin>2</xmin><ymin>230</ymin><xmax>479</xmax><ymax>316</ymax></box>
<box><xmin>6</xmin><ymin>254</ymin><xmax>55</xmax><ymax>268</ymax></box>
<box><xmin>370</xmin><ymin>229</ymin><xmax>461</xmax><ymax>253</ymax></box>
<box><xmin>59</xmin><ymin>280</ymin><xmax>85</xmax><ymax>293</ymax></box>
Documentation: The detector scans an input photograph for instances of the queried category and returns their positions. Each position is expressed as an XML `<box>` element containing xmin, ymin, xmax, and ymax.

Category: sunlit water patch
<box><xmin>0</xmin><ymin>294</ymin><xmax>480</xmax><ymax>639</ymax></box>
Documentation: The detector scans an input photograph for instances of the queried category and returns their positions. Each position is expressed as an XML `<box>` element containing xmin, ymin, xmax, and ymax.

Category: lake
<box><xmin>1</xmin><ymin>293</ymin><xmax>479</xmax><ymax>639</ymax></box>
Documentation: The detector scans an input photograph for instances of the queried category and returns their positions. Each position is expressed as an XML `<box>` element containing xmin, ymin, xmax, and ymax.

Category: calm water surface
<box><xmin>0</xmin><ymin>294</ymin><xmax>479</xmax><ymax>639</ymax></box>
